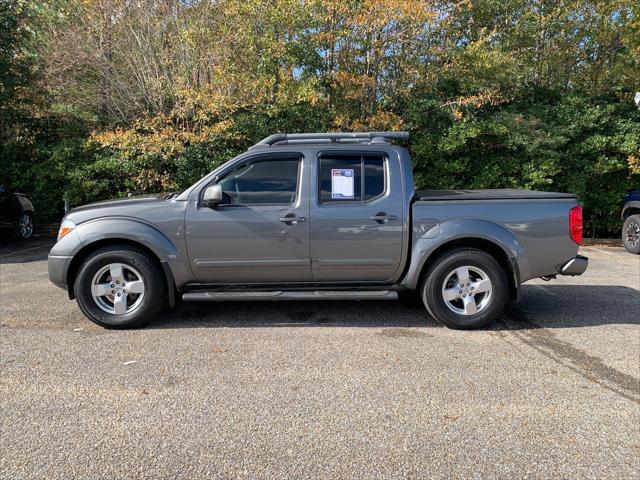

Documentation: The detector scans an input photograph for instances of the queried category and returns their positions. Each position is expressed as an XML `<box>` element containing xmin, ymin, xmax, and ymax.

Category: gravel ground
<box><xmin>1</xmin><ymin>238</ymin><xmax>639</xmax><ymax>479</ymax></box>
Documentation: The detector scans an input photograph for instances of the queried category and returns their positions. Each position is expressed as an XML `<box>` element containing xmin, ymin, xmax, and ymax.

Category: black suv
<box><xmin>0</xmin><ymin>185</ymin><xmax>35</xmax><ymax>240</ymax></box>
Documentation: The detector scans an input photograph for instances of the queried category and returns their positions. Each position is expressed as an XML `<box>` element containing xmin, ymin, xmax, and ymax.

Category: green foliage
<box><xmin>0</xmin><ymin>0</ymin><xmax>31</xmax><ymax>132</ymax></box>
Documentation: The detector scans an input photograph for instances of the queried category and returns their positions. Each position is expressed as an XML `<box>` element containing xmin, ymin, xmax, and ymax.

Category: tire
<box><xmin>13</xmin><ymin>212</ymin><xmax>34</xmax><ymax>240</ymax></box>
<box><xmin>622</xmin><ymin>214</ymin><xmax>640</xmax><ymax>254</ymax></box>
<box><xmin>421</xmin><ymin>248</ymin><xmax>508</xmax><ymax>330</ymax></box>
<box><xmin>74</xmin><ymin>245</ymin><xmax>165</xmax><ymax>329</ymax></box>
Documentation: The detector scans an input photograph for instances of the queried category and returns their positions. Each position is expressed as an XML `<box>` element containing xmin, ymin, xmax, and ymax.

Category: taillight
<box><xmin>569</xmin><ymin>206</ymin><xmax>583</xmax><ymax>245</ymax></box>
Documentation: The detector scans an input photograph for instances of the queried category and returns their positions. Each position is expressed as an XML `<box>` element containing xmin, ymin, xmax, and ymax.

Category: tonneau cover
<box><xmin>415</xmin><ymin>189</ymin><xmax>576</xmax><ymax>201</ymax></box>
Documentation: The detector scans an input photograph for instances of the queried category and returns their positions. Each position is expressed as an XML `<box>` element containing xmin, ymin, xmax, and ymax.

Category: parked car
<box><xmin>48</xmin><ymin>132</ymin><xmax>588</xmax><ymax>330</ymax></box>
<box><xmin>621</xmin><ymin>188</ymin><xmax>640</xmax><ymax>254</ymax></box>
<box><xmin>0</xmin><ymin>185</ymin><xmax>35</xmax><ymax>240</ymax></box>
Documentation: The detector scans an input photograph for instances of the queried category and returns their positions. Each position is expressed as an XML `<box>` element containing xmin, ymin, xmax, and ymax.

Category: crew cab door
<box><xmin>185</xmin><ymin>153</ymin><xmax>311</xmax><ymax>283</ymax></box>
<box><xmin>309</xmin><ymin>152</ymin><xmax>405</xmax><ymax>282</ymax></box>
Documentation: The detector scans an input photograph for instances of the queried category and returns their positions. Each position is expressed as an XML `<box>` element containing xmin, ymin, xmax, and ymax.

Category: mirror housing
<box><xmin>202</xmin><ymin>184</ymin><xmax>223</xmax><ymax>207</ymax></box>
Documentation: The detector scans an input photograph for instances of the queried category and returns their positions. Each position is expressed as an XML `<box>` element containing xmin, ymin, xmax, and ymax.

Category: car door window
<box><xmin>364</xmin><ymin>158</ymin><xmax>385</xmax><ymax>200</ymax></box>
<box><xmin>319</xmin><ymin>155</ymin><xmax>385</xmax><ymax>203</ymax></box>
<box><xmin>217</xmin><ymin>158</ymin><xmax>300</xmax><ymax>205</ymax></box>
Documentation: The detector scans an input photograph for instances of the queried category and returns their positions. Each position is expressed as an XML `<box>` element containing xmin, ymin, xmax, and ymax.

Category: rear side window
<box><xmin>319</xmin><ymin>155</ymin><xmax>385</xmax><ymax>203</ymax></box>
<box><xmin>364</xmin><ymin>158</ymin><xmax>384</xmax><ymax>200</ymax></box>
<box><xmin>217</xmin><ymin>158</ymin><xmax>300</xmax><ymax>205</ymax></box>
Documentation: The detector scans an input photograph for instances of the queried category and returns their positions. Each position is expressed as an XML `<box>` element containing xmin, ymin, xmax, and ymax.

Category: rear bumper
<box><xmin>48</xmin><ymin>254</ymin><xmax>73</xmax><ymax>289</ymax></box>
<box><xmin>559</xmin><ymin>255</ymin><xmax>588</xmax><ymax>276</ymax></box>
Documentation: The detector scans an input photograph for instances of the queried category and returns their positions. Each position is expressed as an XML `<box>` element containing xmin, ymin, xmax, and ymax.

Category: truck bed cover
<box><xmin>415</xmin><ymin>189</ymin><xmax>576</xmax><ymax>201</ymax></box>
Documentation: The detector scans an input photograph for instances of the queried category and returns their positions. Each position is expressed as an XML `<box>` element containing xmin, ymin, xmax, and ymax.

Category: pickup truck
<box><xmin>48</xmin><ymin>131</ymin><xmax>588</xmax><ymax>330</ymax></box>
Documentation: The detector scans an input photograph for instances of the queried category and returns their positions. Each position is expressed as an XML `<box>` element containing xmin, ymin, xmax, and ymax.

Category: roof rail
<box><xmin>250</xmin><ymin>131</ymin><xmax>409</xmax><ymax>149</ymax></box>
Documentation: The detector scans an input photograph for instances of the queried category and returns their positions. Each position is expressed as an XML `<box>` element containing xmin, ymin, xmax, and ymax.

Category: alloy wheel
<box><xmin>626</xmin><ymin>221</ymin><xmax>640</xmax><ymax>247</ymax></box>
<box><xmin>91</xmin><ymin>263</ymin><xmax>145</xmax><ymax>315</ymax></box>
<box><xmin>441</xmin><ymin>265</ymin><xmax>493</xmax><ymax>315</ymax></box>
<box><xmin>18</xmin><ymin>213</ymin><xmax>33</xmax><ymax>239</ymax></box>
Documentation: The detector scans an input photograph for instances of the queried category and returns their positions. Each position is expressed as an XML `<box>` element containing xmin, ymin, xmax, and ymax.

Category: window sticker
<box><xmin>331</xmin><ymin>168</ymin><xmax>354</xmax><ymax>199</ymax></box>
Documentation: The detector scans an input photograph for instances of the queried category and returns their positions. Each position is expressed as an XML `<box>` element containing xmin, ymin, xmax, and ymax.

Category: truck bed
<box><xmin>415</xmin><ymin>189</ymin><xmax>576</xmax><ymax>201</ymax></box>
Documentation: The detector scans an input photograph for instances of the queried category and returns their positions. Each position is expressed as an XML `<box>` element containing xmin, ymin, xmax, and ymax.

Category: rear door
<box><xmin>309</xmin><ymin>152</ymin><xmax>405</xmax><ymax>282</ymax></box>
<box><xmin>185</xmin><ymin>153</ymin><xmax>312</xmax><ymax>283</ymax></box>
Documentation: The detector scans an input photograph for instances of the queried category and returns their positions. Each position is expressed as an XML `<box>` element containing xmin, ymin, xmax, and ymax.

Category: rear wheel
<box><xmin>13</xmin><ymin>212</ymin><xmax>33</xmax><ymax>240</ymax></box>
<box><xmin>421</xmin><ymin>248</ymin><xmax>508</xmax><ymax>329</ymax></box>
<box><xmin>622</xmin><ymin>214</ymin><xmax>640</xmax><ymax>254</ymax></box>
<box><xmin>74</xmin><ymin>245</ymin><xmax>165</xmax><ymax>328</ymax></box>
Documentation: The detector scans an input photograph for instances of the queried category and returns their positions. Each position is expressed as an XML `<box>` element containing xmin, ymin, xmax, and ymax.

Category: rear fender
<box><xmin>400</xmin><ymin>218</ymin><xmax>525</xmax><ymax>292</ymax></box>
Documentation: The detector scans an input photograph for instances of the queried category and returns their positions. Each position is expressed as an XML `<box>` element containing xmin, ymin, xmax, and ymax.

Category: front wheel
<box><xmin>74</xmin><ymin>245</ymin><xmax>165</xmax><ymax>329</ymax></box>
<box><xmin>421</xmin><ymin>248</ymin><xmax>508</xmax><ymax>329</ymax></box>
<box><xmin>622</xmin><ymin>214</ymin><xmax>640</xmax><ymax>254</ymax></box>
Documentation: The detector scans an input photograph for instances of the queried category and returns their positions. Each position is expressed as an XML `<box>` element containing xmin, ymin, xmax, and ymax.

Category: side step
<box><xmin>182</xmin><ymin>290</ymin><xmax>398</xmax><ymax>302</ymax></box>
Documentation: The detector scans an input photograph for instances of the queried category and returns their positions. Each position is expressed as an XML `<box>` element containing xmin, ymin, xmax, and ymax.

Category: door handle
<box><xmin>279</xmin><ymin>214</ymin><xmax>306</xmax><ymax>225</ymax></box>
<box><xmin>370</xmin><ymin>212</ymin><xmax>397</xmax><ymax>224</ymax></box>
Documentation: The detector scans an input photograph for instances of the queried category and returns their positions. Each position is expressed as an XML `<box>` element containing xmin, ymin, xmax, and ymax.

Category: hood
<box><xmin>63</xmin><ymin>193</ymin><xmax>183</xmax><ymax>225</ymax></box>
<box><xmin>68</xmin><ymin>193</ymin><xmax>170</xmax><ymax>214</ymax></box>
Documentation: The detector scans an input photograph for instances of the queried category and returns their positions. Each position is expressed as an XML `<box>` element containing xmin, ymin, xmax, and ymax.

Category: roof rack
<box><xmin>249</xmin><ymin>131</ymin><xmax>409</xmax><ymax>149</ymax></box>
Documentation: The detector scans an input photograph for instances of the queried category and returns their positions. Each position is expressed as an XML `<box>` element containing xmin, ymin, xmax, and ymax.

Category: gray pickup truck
<box><xmin>48</xmin><ymin>131</ymin><xmax>588</xmax><ymax>329</ymax></box>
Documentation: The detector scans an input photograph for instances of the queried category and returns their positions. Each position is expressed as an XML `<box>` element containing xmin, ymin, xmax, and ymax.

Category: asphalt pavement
<box><xmin>1</xmin><ymin>238</ymin><xmax>639</xmax><ymax>479</ymax></box>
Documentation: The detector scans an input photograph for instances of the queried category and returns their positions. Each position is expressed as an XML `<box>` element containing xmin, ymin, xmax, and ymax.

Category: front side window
<box><xmin>217</xmin><ymin>158</ymin><xmax>300</xmax><ymax>205</ymax></box>
<box><xmin>319</xmin><ymin>155</ymin><xmax>385</xmax><ymax>203</ymax></box>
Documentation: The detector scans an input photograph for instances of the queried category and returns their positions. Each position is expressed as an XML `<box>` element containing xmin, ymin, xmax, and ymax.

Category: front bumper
<box><xmin>48</xmin><ymin>254</ymin><xmax>73</xmax><ymax>289</ymax></box>
<box><xmin>559</xmin><ymin>255</ymin><xmax>588</xmax><ymax>276</ymax></box>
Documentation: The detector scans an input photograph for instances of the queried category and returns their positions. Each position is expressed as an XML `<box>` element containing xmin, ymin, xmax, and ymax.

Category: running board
<box><xmin>182</xmin><ymin>290</ymin><xmax>398</xmax><ymax>302</ymax></box>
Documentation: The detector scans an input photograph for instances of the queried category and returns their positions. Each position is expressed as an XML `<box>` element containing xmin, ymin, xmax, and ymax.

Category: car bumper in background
<box><xmin>559</xmin><ymin>255</ymin><xmax>588</xmax><ymax>276</ymax></box>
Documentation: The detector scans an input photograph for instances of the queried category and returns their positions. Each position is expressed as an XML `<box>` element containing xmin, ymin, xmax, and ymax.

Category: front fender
<box><xmin>50</xmin><ymin>216</ymin><xmax>191</xmax><ymax>288</ymax></box>
<box><xmin>400</xmin><ymin>218</ymin><xmax>525</xmax><ymax>290</ymax></box>
<box><xmin>622</xmin><ymin>201</ymin><xmax>640</xmax><ymax>219</ymax></box>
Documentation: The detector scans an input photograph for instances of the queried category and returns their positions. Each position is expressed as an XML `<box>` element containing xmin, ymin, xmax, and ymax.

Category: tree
<box><xmin>0</xmin><ymin>0</ymin><xmax>31</xmax><ymax>135</ymax></box>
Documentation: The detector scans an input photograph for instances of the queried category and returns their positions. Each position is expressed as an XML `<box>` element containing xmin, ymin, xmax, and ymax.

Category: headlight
<box><xmin>57</xmin><ymin>219</ymin><xmax>76</xmax><ymax>241</ymax></box>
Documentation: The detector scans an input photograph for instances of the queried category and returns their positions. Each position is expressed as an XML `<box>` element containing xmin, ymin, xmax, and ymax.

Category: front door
<box><xmin>185</xmin><ymin>154</ymin><xmax>311</xmax><ymax>283</ymax></box>
<box><xmin>309</xmin><ymin>153</ymin><xmax>405</xmax><ymax>282</ymax></box>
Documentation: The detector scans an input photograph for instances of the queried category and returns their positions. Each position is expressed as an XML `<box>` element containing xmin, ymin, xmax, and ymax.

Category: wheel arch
<box><xmin>66</xmin><ymin>239</ymin><xmax>176</xmax><ymax>307</ymax></box>
<box><xmin>622</xmin><ymin>203</ymin><xmax>640</xmax><ymax>220</ymax></box>
<box><xmin>414</xmin><ymin>238</ymin><xmax>520</xmax><ymax>301</ymax></box>
<box><xmin>400</xmin><ymin>218</ymin><xmax>524</xmax><ymax>301</ymax></box>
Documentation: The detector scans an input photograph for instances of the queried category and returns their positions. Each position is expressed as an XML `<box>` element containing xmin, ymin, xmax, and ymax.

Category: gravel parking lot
<box><xmin>1</xmin><ymin>239</ymin><xmax>639</xmax><ymax>479</ymax></box>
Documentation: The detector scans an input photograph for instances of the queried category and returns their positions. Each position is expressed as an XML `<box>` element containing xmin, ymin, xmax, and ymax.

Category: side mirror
<box><xmin>202</xmin><ymin>184</ymin><xmax>223</xmax><ymax>207</ymax></box>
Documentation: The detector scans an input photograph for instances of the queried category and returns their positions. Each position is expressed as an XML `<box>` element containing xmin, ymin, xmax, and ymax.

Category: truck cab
<box><xmin>181</xmin><ymin>141</ymin><xmax>412</xmax><ymax>285</ymax></box>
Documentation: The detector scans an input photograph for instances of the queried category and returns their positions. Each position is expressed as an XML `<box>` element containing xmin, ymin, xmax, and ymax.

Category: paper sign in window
<box><xmin>331</xmin><ymin>169</ymin><xmax>354</xmax><ymax>199</ymax></box>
